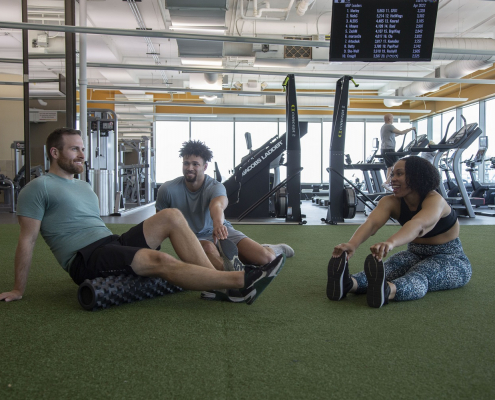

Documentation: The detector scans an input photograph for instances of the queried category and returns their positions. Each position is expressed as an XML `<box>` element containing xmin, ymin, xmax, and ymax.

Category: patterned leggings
<box><xmin>352</xmin><ymin>238</ymin><xmax>472</xmax><ymax>301</ymax></box>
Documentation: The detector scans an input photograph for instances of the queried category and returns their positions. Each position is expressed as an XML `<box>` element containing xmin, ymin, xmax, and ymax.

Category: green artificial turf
<box><xmin>0</xmin><ymin>223</ymin><xmax>494</xmax><ymax>399</ymax></box>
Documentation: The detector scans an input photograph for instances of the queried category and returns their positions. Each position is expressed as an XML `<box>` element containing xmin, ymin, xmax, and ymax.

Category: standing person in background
<box><xmin>381</xmin><ymin>113</ymin><xmax>416</xmax><ymax>191</ymax></box>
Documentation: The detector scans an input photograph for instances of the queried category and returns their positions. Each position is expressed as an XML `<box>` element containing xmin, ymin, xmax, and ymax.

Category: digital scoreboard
<box><xmin>329</xmin><ymin>0</ymin><xmax>439</xmax><ymax>62</ymax></box>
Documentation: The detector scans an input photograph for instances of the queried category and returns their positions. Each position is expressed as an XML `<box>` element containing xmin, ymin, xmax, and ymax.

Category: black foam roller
<box><xmin>78</xmin><ymin>275</ymin><xmax>184</xmax><ymax>311</ymax></box>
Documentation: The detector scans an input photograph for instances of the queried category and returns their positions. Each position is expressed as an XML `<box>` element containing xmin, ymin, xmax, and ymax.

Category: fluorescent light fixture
<box><xmin>253</xmin><ymin>59</ymin><xmax>310</xmax><ymax>68</ymax></box>
<box><xmin>238</xmin><ymin>93</ymin><xmax>262</xmax><ymax>97</ymax></box>
<box><xmin>157</xmin><ymin>114</ymin><xmax>218</xmax><ymax>118</ymax></box>
<box><xmin>170</xmin><ymin>25</ymin><xmax>227</xmax><ymax>34</ymax></box>
<box><xmin>181</xmin><ymin>58</ymin><xmax>223</xmax><ymax>67</ymax></box>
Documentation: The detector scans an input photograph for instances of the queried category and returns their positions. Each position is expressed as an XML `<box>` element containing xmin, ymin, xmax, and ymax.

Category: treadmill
<box><xmin>429</xmin><ymin>117</ymin><xmax>483</xmax><ymax>217</ymax></box>
<box><xmin>386</xmin><ymin>132</ymin><xmax>429</xmax><ymax>158</ymax></box>
<box><xmin>344</xmin><ymin>138</ymin><xmax>386</xmax><ymax>195</ymax></box>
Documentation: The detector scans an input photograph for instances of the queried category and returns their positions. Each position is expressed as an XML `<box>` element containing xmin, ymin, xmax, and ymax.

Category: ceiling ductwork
<box><xmin>296</xmin><ymin>0</ymin><xmax>316</xmax><ymax>17</ymax></box>
<box><xmin>239</xmin><ymin>0</ymin><xmax>296</xmax><ymax>21</ymax></box>
<box><xmin>383</xmin><ymin>38</ymin><xmax>495</xmax><ymax>107</ymax></box>
<box><xmin>165</xmin><ymin>0</ymin><xmax>228</xmax><ymax>78</ymax></box>
<box><xmin>204</xmin><ymin>73</ymin><xmax>219</xmax><ymax>84</ymax></box>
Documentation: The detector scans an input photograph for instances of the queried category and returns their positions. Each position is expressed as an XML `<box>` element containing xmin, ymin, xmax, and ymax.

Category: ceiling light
<box><xmin>260</xmin><ymin>82</ymin><xmax>268</xmax><ymax>91</ymax></box>
<box><xmin>181</xmin><ymin>58</ymin><xmax>223</xmax><ymax>67</ymax></box>
<box><xmin>121</xmin><ymin>133</ymin><xmax>151</xmax><ymax>137</ymax></box>
<box><xmin>238</xmin><ymin>93</ymin><xmax>262</xmax><ymax>97</ymax></box>
<box><xmin>169</xmin><ymin>25</ymin><xmax>228</xmax><ymax>34</ymax></box>
<box><xmin>253</xmin><ymin>59</ymin><xmax>310</xmax><ymax>68</ymax></box>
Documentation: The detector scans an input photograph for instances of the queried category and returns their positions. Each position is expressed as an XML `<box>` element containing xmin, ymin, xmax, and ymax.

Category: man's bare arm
<box><xmin>209</xmin><ymin>195</ymin><xmax>229</xmax><ymax>241</ymax></box>
<box><xmin>0</xmin><ymin>216</ymin><xmax>41</xmax><ymax>302</ymax></box>
<box><xmin>392</xmin><ymin>126</ymin><xmax>416</xmax><ymax>136</ymax></box>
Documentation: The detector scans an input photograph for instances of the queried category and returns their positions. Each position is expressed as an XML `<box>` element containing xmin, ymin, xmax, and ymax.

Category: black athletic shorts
<box><xmin>69</xmin><ymin>222</ymin><xmax>154</xmax><ymax>285</ymax></box>
<box><xmin>382</xmin><ymin>149</ymin><xmax>399</xmax><ymax>168</ymax></box>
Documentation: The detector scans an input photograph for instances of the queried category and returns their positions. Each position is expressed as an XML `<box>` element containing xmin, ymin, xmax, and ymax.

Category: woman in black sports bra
<box><xmin>327</xmin><ymin>156</ymin><xmax>471</xmax><ymax>308</ymax></box>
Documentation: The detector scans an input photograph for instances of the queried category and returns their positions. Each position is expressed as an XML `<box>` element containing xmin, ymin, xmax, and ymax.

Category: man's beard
<box><xmin>58</xmin><ymin>156</ymin><xmax>84</xmax><ymax>175</ymax></box>
<box><xmin>184</xmin><ymin>172</ymin><xmax>196</xmax><ymax>183</ymax></box>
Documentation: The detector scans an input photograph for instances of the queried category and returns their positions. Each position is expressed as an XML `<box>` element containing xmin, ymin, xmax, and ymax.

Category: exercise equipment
<box><xmin>87</xmin><ymin>109</ymin><xmax>119</xmax><ymax>216</ymax></box>
<box><xmin>344</xmin><ymin>139</ymin><xmax>386</xmax><ymax>195</ymax></box>
<box><xmin>223</xmin><ymin>74</ymin><xmax>306</xmax><ymax>223</ymax></box>
<box><xmin>0</xmin><ymin>141</ymin><xmax>44</xmax><ymax>213</ymax></box>
<box><xmin>466</xmin><ymin>137</ymin><xmax>495</xmax><ymax>198</ymax></box>
<box><xmin>430</xmin><ymin>116</ymin><xmax>484</xmax><ymax>217</ymax></box>
<box><xmin>325</xmin><ymin>75</ymin><xmax>360</xmax><ymax>224</ymax></box>
<box><xmin>77</xmin><ymin>274</ymin><xmax>184</xmax><ymax>311</ymax></box>
<box><xmin>326</xmin><ymin>167</ymin><xmax>396</xmax><ymax>223</ymax></box>
<box><xmin>237</xmin><ymin>167</ymin><xmax>305</xmax><ymax>222</ymax></box>
<box><xmin>118</xmin><ymin>137</ymin><xmax>154</xmax><ymax>211</ymax></box>
<box><xmin>0</xmin><ymin>174</ymin><xmax>15</xmax><ymax>213</ymax></box>
<box><xmin>283</xmin><ymin>74</ymin><xmax>303</xmax><ymax>223</ymax></box>
<box><xmin>465</xmin><ymin>136</ymin><xmax>495</xmax><ymax>216</ymax></box>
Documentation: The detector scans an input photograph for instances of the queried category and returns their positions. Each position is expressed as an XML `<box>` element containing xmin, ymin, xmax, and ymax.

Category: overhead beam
<box><xmin>85</xmin><ymin>62</ymin><xmax>495</xmax><ymax>85</ymax></box>
<box><xmin>0</xmin><ymin>21</ymin><xmax>327</xmax><ymax>47</ymax></box>
<box><xmin>84</xmin><ymin>84</ymin><xmax>467</xmax><ymax>101</ymax></box>
<box><xmin>79</xmin><ymin>99</ymin><xmax>431</xmax><ymax>113</ymax></box>
<box><xmin>4</xmin><ymin>21</ymin><xmax>495</xmax><ymax>58</ymax></box>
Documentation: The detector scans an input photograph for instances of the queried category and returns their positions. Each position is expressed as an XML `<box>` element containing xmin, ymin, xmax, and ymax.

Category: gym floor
<box><xmin>1</xmin><ymin>199</ymin><xmax>494</xmax><ymax>226</ymax></box>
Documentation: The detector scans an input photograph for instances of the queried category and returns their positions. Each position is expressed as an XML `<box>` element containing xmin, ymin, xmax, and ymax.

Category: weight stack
<box><xmin>78</xmin><ymin>275</ymin><xmax>184</xmax><ymax>311</ymax></box>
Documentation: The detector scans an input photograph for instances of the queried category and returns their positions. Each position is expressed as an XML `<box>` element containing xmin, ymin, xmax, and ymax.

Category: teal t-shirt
<box><xmin>155</xmin><ymin>175</ymin><xmax>232</xmax><ymax>236</ymax></box>
<box><xmin>16</xmin><ymin>173</ymin><xmax>113</xmax><ymax>271</ymax></box>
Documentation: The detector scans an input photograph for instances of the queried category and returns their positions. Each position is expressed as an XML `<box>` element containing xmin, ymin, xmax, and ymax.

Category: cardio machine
<box><xmin>465</xmin><ymin>136</ymin><xmax>495</xmax><ymax>216</ymax></box>
<box><xmin>430</xmin><ymin>116</ymin><xmax>483</xmax><ymax>217</ymax></box>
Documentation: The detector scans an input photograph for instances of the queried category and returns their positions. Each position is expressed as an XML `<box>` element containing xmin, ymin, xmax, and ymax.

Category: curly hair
<box><xmin>399</xmin><ymin>155</ymin><xmax>440</xmax><ymax>199</ymax></box>
<box><xmin>179</xmin><ymin>140</ymin><xmax>213</xmax><ymax>163</ymax></box>
<box><xmin>46</xmin><ymin>127</ymin><xmax>82</xmax><ymax>162</ymax></box>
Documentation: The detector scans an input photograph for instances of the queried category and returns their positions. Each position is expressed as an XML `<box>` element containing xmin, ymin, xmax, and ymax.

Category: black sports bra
<box><xmin>397</xmin><ymin>198</ymin><xmax>457</xmax><ymax>238</ymax></box>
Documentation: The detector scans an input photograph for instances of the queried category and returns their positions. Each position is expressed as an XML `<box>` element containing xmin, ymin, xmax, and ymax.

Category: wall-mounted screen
<box><xmin>329</xmin><ymin>0</ymin><xmax>439</xmax><ymax>62</ymax></box>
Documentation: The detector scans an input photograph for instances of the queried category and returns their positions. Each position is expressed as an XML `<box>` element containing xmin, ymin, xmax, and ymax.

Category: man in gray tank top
<box><xmin>156</xmin><ymin>140</ymin><xmax>294</xmax><ymax>274</ymax></box>
<box><xmin>380</xmin><ymin>113</ymin><xmax>416</xmax><ymax>190</ymax></box>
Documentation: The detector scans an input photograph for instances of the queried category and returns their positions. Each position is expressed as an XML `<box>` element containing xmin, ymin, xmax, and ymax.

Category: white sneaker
<box><xmin>262</xmin><ymin>243</ymin><xmax>294</xmax><ymax>258</ymax></box>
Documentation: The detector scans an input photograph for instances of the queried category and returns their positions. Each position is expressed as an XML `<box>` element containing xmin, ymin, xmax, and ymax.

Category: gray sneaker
<box><xmin>217</xmin><ymin>239</ymin><xmax>244</xmax><ymax>271</ymax></box>
<box><xmin>262</xmin><ymin>243</ymin><xmax>295</xmax><ymax>258</ymax></box>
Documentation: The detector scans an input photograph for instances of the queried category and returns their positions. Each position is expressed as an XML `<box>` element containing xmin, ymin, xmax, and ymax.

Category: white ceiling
<box><xmin>1</xmin><ymin>0</ymin><xmax>495</xmax><ymax>131</ymax></box>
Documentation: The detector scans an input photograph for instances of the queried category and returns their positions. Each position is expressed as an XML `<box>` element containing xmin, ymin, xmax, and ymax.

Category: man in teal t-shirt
<box><xmin>0</xmin><ymin>128</ymin><xmax>285</xmax><ymax>306</ymax></box>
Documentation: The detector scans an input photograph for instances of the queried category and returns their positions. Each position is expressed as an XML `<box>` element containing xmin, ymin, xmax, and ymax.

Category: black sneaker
<box><xmin>217</xmin><ymin>239</ymin><xmax>244</xmax><ymax>271</ymax></box>
<box><xmin>241</xmin><ymin>254</ymin><xmax>285</xmax><ymax>305</ymax></box>
<box><xmin>364</xmin><ymin>254</ymin><xmax>391</xmax><ymax>308</ymax></box>
<box><xmin>327</xmin><ymin>252</ymin><xmax>353</xmax><ymax>301</ymax></box>
<box><xmin>200</xmin><ymin>289</ymin><xmax>246</xmax><ymax>303</ymax></box>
